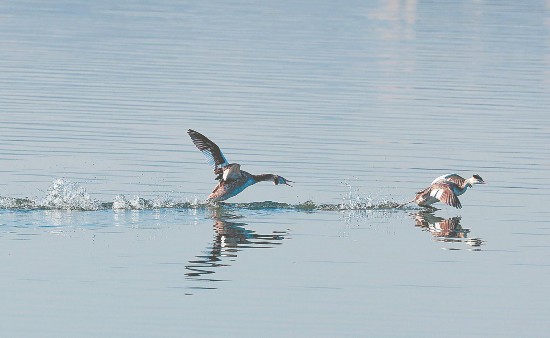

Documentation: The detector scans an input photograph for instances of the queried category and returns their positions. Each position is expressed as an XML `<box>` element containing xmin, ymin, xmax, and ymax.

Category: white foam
<box><xmin>41</xmin><ymin>179</ymin><xmax>100</xmax><ymax>211</ymax></box>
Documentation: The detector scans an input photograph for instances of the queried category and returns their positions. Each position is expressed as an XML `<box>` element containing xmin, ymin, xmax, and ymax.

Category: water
<box><xmin>1</xmin><ymin>1</ymin><xmax>549</xmax><ymax>336</ymax></box>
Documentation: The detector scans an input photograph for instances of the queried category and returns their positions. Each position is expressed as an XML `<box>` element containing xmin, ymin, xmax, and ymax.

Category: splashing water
<box><xmin>111</xmin><ymin>195</ymin><xmax>202</xmax><ymax>210</ymax></box>
<box><xmin>112</xmin><ymin>195</ymin><xmax>155</xmax><ymax>210</ymax></box>
<box><xmin>338</xmin><ymin>181</ymin><xmax>403</xmax><ymax>210</ymax></box>
<box><xmin>41</xmin><ymin>179</ymin><xmax>101</xmax><ymax>210</ymax></box>
<box><xmin>0</xmin><ymin>179</ymin><xmax>411</xmax><ymax>212</ymax></box>
<box><xmin>0</xmin><ymin>196</ymin><xmax>38</xmax><ymax>210</ymax></box>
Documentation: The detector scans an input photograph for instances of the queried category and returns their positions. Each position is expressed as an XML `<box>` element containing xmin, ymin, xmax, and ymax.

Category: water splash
<box><xmin>0</xmin><ymin>179</ymin><xmax>413</xmax><ymax>212</ymax></box>
<box><xmin>112</xmin><ymin>195</ymin><xmax>158</xmax><ymax>210</ymax></box>
<box><xmin>0</xmin><ymin>196</ymin><xmax>39</xmax><ymax>210</ymax></box>
<box><xmin>338</xmin><ymin>181</ymin><xmax>404</xmax><ymax>210</ymax></box>
<box><xmin>111</xmin><ymin>195</ymin><xmax>202</xmax><ymax>210</ymax></box>
<box><xmin>41</xmin><ymin>179</ymin><xmax>101</xmax><ymax>210</ymax></box>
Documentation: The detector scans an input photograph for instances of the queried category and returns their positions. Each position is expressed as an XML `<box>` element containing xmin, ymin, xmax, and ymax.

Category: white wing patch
<box><xmin>430</xmin><ymin>188</ymin><xmax>445</xmax><ymax>199</ymax></box>
<box><xmin>432</xmin><ymin>173</ymin><xmax>466</xmax><ymax>187</ymax></box>
<box><xmin>431</xmin><ymin>174</ymin><xmax>449</xmax><ymax>185</ymax></box>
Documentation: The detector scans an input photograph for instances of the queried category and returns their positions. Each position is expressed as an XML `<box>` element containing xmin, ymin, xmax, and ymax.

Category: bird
<box><xmin>187</xmin><ymin>129</ymin><xmax>292</xmax><ymax>202</ymax></box>
<box><xmin>401</xmin><ymin>174</ymin><xmax>485</xmax><ymax>209</ymax></box>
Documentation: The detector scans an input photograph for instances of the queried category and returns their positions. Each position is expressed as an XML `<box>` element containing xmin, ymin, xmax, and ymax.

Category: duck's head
<box><xmin>274</xmin><ymin>175</ymin><xmax>293</xmax><ymax>186</ymax></box>
<box><xmin>471</xmin><ymin>174</ymin><xmax>486</xmax><ymax>185</ymax></box>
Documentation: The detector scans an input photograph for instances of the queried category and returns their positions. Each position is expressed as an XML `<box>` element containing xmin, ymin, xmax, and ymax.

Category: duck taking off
<box><xmin>402</xmin><ymin>174</ymin><xmax>485</xmax><ymax>209</ymax></box>
<box><xmin>187</xmin><ymin>129</ymin><xmax>292</xmax><ymax>202</ymax></box>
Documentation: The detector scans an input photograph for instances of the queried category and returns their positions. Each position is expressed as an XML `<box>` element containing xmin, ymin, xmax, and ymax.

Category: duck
<box><xmin>401</xmin><ymin>174</ymin><xmax>485</xmax><ymax>209</ymax></box>
<box><xmin>187</xmin><ymin>129</ymin><xmax>292</xmax><ymax>202</ymax></box>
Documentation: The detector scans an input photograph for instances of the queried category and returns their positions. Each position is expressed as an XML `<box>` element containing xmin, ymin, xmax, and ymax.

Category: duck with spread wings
<box><xmin>187</xmin><ymin>129</ymin><xmax>292</xmax><ymax>202</ymax></box>
<box><xmin>401</xmin><ymin>173</ymin><xmax>485</xmax><ymax>209</ymax></box>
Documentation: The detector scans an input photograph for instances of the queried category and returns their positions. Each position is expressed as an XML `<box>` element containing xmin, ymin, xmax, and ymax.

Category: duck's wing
<box><xmin>431</xmin><ymin>173</ymin><xmax>465</xmax><ymax>186</ymax></box>
<box><xmin>188</xmin><ymin>129</ymin><xmax>229</xmax><ymax>173</ymax></box>
<box><xmin>429</xmin><ymin>182</ymin><xmax>462</xmax><ymax>209</ymax></box>
<box><xmin>415</xmin><ymin>185</ymin><xmax>432</xmax><ymax>196</ymax></box>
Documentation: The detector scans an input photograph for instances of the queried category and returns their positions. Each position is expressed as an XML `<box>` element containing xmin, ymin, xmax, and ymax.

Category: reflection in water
<box><xmin>185</xmin><ymin>209</ymin><xmax>287</xmax><ymax>290</ymax></box>
<box><xmin>412</xmin><ymin>212</ymin><xmax>484</xmax><ymax>249</ymax></box>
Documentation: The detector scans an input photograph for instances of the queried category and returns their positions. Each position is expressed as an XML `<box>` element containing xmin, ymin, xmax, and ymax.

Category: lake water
<box><xmin>1</xmin><ymin>1</ymin><xmax>550</xmax><ymax>337</ymax></box>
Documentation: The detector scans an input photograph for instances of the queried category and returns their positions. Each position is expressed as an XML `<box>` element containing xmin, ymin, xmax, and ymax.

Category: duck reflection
<box><xmin>185</xmin><ymin>208</ymin><xmax>287</xmax><ymax>289</ymax></box>
<box><xmin>412</xmin><ymin>211</ymin><xmax>484</xmax><ymax>248</ymax></box>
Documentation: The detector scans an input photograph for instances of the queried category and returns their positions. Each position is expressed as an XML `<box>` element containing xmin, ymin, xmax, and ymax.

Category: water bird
<box><xmin>401</xmin><ymin>174</ymin><xmax>485</xmax><ymax>209</ymax></box>
<box><xmin>187</xmin><ymin>129</ymin><xmax>292</xmax><ymax>202</ymax></box>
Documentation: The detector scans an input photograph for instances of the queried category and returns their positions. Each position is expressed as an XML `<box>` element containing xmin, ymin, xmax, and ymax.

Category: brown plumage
<box><xmin>415</xmin><ymin>182</ymin><xmax>464</xmax><ymax>209</ymax></box>
<box><xmin>187</xmin><ymin>129</ymin><xmax>292</xmax><ymax>202</ymax></box>
<box><xmin>402</xmin><ymin>174</ymin><xmax>486</xmax><ymax>209</ymax></box>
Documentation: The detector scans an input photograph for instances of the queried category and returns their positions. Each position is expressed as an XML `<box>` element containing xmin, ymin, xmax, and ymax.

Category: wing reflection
<box><xmin>185</xmin><ymin>209</ymin><xmax>287</xmax><ymax>290</ymax></box>
<box><xmin>412</xmin><ymin>211</ymin><xmax>484</xmax><ymax>249</ymax></box>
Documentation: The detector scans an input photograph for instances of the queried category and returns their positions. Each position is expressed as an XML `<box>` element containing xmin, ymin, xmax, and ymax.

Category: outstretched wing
<box><xmin>429</xmin><ymin>183</ymin><xmax>462</xmax><ymax>209</ymax></box>
<box><xmin>187</xmin><ymin>129</ymin><xmax>229</xmax><ymax>172</ymax></box>
<box><xmin>431</xmin><ymin>173</ymin><xmax>465</xmax><ymax>186</ymax></box>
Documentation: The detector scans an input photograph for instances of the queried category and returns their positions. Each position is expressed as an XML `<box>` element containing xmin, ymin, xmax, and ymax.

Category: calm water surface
<box><xmin>1</xmin><ymin>1</ymin><xmax>549</xmax><ymax>337</ymax></box>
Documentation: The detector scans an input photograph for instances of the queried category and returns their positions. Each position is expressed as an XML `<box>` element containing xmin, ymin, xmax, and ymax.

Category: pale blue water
<box><xmin>1</xmin><ymin>1</ymin><xmax>550</xmax><ymax>337</ymax></box>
